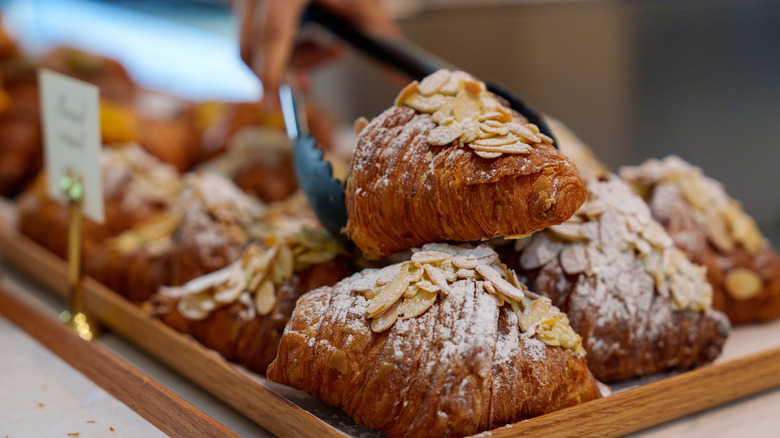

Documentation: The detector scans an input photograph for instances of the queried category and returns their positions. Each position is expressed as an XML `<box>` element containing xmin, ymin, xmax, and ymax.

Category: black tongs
<box><xmin>281</xmin><ymin>3</ymin><xmax>556</xmax><ymax>245</ymax></box>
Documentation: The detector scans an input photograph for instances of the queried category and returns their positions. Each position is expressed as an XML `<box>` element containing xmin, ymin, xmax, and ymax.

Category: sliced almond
<box><xmin>475</xmin><ymin>150</ymin><xmax>502</xmax><ymax>159</ymax></box>
<box><xmin>403</xmin><ymin>284</ymin><xmax>418</xmax><ymax>298</ymax></box>
<box><xmin>456</xmin><ymin>268</ymin><xmax>477</xmax><ymax>279</ymax></box>
<box><xmin>507</xmin><ymin>123</ymin><xmax>541</xmax><ymax>143</ymax></box>
<box><xmin>440</xmin><ymin>71</ymin><xmax>474</xmax><ymax>95</ymax></box>
<box><xmin>559</xmin><ymin>245</ymin><xmax>589</xmax><ymax>275</ymax></box>
<box><xmin>255</xmin><ymin>280</ymin><xmax>277</xmax><ymax>315</ymax></box>
<box><xmin>418</xmin><ymin>69</ymin><xmax>451</xmax><ymax>95</ymax></box>
<box><xmin>394</xmin><ymin>81</ymin><xmax>420</xmax><ymax>107</ymax></box>
<box><xmin>453</xmin><ymin>87</ymin><xmax>483</xmax><ymax>121</ymax></box>
<box><xmin>472</xmin><ymin>134</ymin><xmax>519</xmax><ymax>147</ymax></box>
<box><xmin>423</xmin><ymin>263</ymin><xmax>451</xmax><ymax>295</ymax></box>
<box><xmin>478</xmin><ymin>121</ymin><xmax>509</xmax><ymax>137</ymax></box>
<box><xmin>477</xmin><ymin>112</ymin><xmax>505</xmax><ymax>122</ymax></box>
<box><xmin>475</xmin><ymin>264</ymin><xmax>525</xmax><ymax>301</ymax></box>
<box><xmin>398</xmin><ymin>289</ymin><xmax>437</xmax><ymax>319</ymax></box>
<box><xmin>177</xmin><ymin>296</ymin><xmax>210</xmax><ymax>320</ymax></box>
<box><xmin>213</xmin><ymin>270</ymin><xmax>247</xmax><ymax>303</ymax></box>
<box><xmin>405</xmin><ymin>93</ymin><xmax>447</xmax><ymax>113</ymax></box>
<box><xmin>415</xmin><ymin>280</ymin><xmax>439</xmax><ymax>293</ymax></box>
<box><xmin>548</xmin><ymin>222</ymin><xmax>585</xmax><ymax>242</ymax></box>
<box><xmin>452</xmin><ymin>256</ymin><xmax>479</xmax><ymax>269</ymax></box>
<box><xmin>470</xmin><ymin>142</ymin><xmax>532</xmax><ymax>155</ymax></box>
<box><xmin>459</xmin><ymin>119</ymin><xmax>479</xmax><ymax>143</ymax></box>
<box><xmin>724</xmin><ymin>267</ymin><xmax>763</xmax><ymax>300</ymax></box>
<box><xmin>412</xmin><ymin>250</ymin><xmax>451</xmax><ymax>264</ymax></box>
<box><xmin>705</xmin><ymin>214</ymin><xmax>734</xmax><ymax>253</ymax></box>
<box><xmin>519</xmin><ymin>236</ymin><xmax>566</xmax><ymax>270</ymax></box>
<box><xmin>371</xmin><ymin>301</ymin><xmax>400</xmax><ymax>332</ymax></box>
<box><xmin>366</xmin><ymin>263</ymin><xmax>414</xmax><ymax>318</ymax></box>
<box><xmin>428</xmin><ymin>124</ymin><xmax>463</xmax><ymax>146</ymax></box>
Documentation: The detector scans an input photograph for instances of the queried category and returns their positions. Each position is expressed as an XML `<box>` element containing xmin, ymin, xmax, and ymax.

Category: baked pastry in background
<box><xmin>621</xmin><ymin>156</ymin><xmax>780</xmax><ymax>324</ymax></box>
<box><xmin>346</xmin><ymin>70</ymin><xmax>587</xmax><ymax>259</ymax></box>
<box><xmin>267</xmin><ymin>243</ymin><xmax>604</xmax><ymax>438</ymax></box>
<box><xmin>153</xmin><ymin>224</ymin><xmax>351</xmax><ymax>373</ymax></box>
<box><xmin>107</xmin><ymin>171</ymin><xmax>266</xmax><ymax>302</ymax></box>
<box><xmin>195</xmin><ymin>100</ymin><xmax>336</xmax><ymax>163</ymax></box>
<box><xmin>500</xmin><ymin>175</ymin><xmax>730</xmax><ymax>382</ymax></box>
<box><xmin>0</xmin><ymin>28</ymin><xmax>40</xmax><ymax>197</ymax></box>
<box><xmin>17</xmin><ymin>145</ymin><xmax>181</xmax><ymax>260</ymax></box>
<box><xmin>41</xmin><ymin>47</ymin><xmax>137</xmax><ymax>104</ymax></box>
<box><xmin>199</xmin><ymin>126</ymin><xmax>298</xmax><ymax>203</ymax></box>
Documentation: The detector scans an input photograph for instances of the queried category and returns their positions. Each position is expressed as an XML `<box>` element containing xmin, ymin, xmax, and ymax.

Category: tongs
<box><xmin>281</xmin><ymin>3</ymin><xmax>556</xmax><ymax>245</ymax></box>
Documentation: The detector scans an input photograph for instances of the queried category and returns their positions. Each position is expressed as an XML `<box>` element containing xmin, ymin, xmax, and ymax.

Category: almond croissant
<box><xmin>346</xmin><ymin>70</ymin><xmax>586</xmax><ymax>259</ymax></box>
<box><xmin>501</xmin><ymin>175</ymin><xmax>730</xmax><ymax>382</ymax></box>
<box><xmin>620</xmin><ymin>156</ymin><xmax>780</xmax><ymax>324</ymax></box>
<box><xmin>267</xmin><ymin>244</ymin><xmax>604</xmax><ymax>437</ymax></box>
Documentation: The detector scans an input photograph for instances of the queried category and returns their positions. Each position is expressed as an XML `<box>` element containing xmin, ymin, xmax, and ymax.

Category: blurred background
<box><xmin>1</xmin><ymin>0</ymin><xmax>778</xmax><ymax>241</ymax></box>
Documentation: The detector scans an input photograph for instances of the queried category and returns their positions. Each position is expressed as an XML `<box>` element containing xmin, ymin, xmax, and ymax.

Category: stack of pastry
<box><xmin>265</xmin><ymin>70</ymin><xmax>610</xmax><ymax>437</ymax></box>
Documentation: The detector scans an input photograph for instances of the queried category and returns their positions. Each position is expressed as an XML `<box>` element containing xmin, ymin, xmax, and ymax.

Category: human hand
<box><xmin>235</xmin><ymin>0</ymin><xmax>399</xmax><ymax>96</ymax></box>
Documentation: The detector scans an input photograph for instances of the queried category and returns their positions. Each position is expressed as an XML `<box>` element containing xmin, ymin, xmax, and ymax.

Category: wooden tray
<box><xmin>2</xmin><ymin>225</ymin><xmax>780</xmax><ymax>437</ymax></box>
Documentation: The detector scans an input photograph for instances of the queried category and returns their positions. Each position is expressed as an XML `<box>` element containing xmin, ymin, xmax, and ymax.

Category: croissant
<box><xmin>154</xmin><ymin>226</ymin><xmax>351</xmax><ymax>372</ymax></box>
<box><xmin>106</xmin><ymin>171</ymin><xmax>266</xmax><ymax>302</ymax></box>
<box><xmin>620</xmin><ymin>156</ymin><xmax>780</xmax><ymax>324</ymax></box>
<box><xmin>17</xmin><ymin>146</ymin><xmax>180</xmax><ymax>263</ymax></box>
<box><xmin>267</xmin><ymin>244</ymin><xmax>604</xmax><ymax>437</ymax></box>
<box><xmin>345</xmin><ymin>70</ymin><xmax>587</xmax><ymax>259</ymax></box>
<box><xmin>500</xmin><ymin>175</ymin><xmax>730</xmax><ymax>382</ymax></box>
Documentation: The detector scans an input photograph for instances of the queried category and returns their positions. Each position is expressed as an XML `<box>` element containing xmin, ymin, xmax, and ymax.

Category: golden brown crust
<box><xmin>154</xmin><ymin>258</ymin><xmax>351</xmax><ymax>372</ymax></box>
<box><xmin>267</xmin><ymin>270</ymin><xmax>602</xmax><ymax>437</ymax></box>
<box><xmin>346</xmin><ymin>106</ymin><xmax>586</xmax><ymax>259</ymax></box>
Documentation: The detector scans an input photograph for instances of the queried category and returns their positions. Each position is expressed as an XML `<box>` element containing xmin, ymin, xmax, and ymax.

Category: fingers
<box><xmin>259</xmin><ymin>0</ymin><xmax>309</xmax><ymax>92</ymax></box>
<box><xmin>237</xmin><ymin>0</ymin><xmax>401</xmax><ymax>94</ymax></box>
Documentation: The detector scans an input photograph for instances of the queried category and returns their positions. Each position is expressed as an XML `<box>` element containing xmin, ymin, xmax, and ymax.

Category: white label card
<box><xmin>39</xmin><ymin>69</ymin><xmax>104</xmax><ymax>223</ymax></box>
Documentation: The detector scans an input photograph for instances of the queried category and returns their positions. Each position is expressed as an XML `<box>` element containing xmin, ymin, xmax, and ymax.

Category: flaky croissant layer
<box><xmin>346</xmin><ymin>106</ymin><xmax>587</xmax><ymax>259</ymax></box>
<box><xmin>267</xmin><ymin>269</ymin><xmax>603</xmax><ymax>438</ymax></box>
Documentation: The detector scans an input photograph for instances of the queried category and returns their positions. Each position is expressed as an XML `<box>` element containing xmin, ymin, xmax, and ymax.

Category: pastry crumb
<box><xmin>110</xmin><ymin>427</ymin><xmax>115</xmax><ymax>432</ymax></box>
<box><xmin>86</xmin><ymin>420</ymin><xmax>95</xmax><ymax>424</ymax></box>
<box><xmin>67</xmin><ymin>434</ymin><xmax>79</xmax><ymax>437</ymax></box>
<box><xmin>37</xmin><ymin>402</ymin><xmax>44</xmax><ymax>408</ymax></box>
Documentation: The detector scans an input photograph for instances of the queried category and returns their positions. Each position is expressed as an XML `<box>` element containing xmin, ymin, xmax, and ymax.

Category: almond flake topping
<box><xmin>108</xmin><ymin>172</ymin><xmax>267</xmax><ymax>257</ymax></box>
<box><xmin>358</xmin><ymin>243</ymin><xmax>584</xmax><ymax>355</ymax></box>
<box><xmin>159</xmin><ymin>225</ymin><xmax>342</xmax><ymax>321</ymax></box>
<box><xmin>620</xmin><ymin>156</ymin><xmax>765</xmax><ymax>255</ymax></box>
<box><xmin>394</xmin><ymin>69</ymin><xmax>553</xmax><ymax>158</ymax></box>
<box><xmin>520</xmin><ymin>175</ymin><xmax>714</xmax><ymax>313</ymax></box>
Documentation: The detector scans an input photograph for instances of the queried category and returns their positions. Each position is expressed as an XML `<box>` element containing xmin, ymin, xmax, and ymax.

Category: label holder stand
<box><xmin>58</xmin><ymin>171</ymin><xmax>100</xmax><ymax>340</ymax></box>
